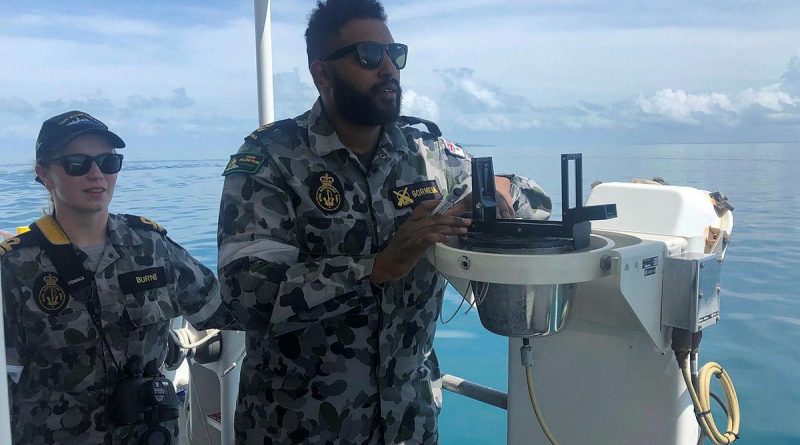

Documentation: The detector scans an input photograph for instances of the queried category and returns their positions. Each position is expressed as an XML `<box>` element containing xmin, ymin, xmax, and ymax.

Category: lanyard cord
<box><xmin>79</xmin><ymin>286</ymin><xmax>123</xmax><ymax>373</ymax></box>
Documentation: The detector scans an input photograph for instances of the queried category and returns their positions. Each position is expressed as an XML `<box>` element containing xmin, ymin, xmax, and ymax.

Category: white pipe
<box><xmin>0</xmin><ymin>269</ymin><xmax>13</xmax><ymax>444</ymax></box>
<box><xmin>254</xmin><ymin>0</ymin><xmax>275</xmax><ymax>126</ymax></box>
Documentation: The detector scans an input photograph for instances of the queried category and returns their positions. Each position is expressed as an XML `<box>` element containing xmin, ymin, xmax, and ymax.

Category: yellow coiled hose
<box><xmin>681</xmin><ymin>358</ymin><xmax>741</xmax><ymax>444</ymax></box>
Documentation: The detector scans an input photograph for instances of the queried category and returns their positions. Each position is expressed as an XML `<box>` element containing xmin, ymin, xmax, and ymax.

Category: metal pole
<box><xmin>0</xmin><ymin>267</ymin><xmax>13</xmax><ymax>444</ymax></box>
<box><xmin>254</xmin><ymin>0</ymin><xmax>275</xmax><ymax>126</ymax></box>
<box><xmin>560</xmin><ymin>154</ymin><xmax>569</xmax><ymax>219</ymax></box>
<box><xmin>441</xmin><ymin>374</ymin><xmax>508</xmax><ymax>410</ymax></box>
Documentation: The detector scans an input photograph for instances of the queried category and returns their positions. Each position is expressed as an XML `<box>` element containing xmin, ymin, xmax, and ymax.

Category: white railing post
<box><xmin>254</xmin><ymin>0</ymin><xmax>275</xmax><ymax>126</ymax></box>
<box><xmin>0</xmin><ymin>268</ymin><xmax>13</xmax><ymax>444</ymax></box>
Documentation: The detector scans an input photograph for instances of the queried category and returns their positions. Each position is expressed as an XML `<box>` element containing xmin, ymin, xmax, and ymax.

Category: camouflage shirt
<box><xmin>217</xmin><ymin>99</ymin><xmax>551</xmax><ymax>445</ymax></box>
<box><xmin>1</xmin><ymin>213</ymin><xmax>230</xmax><ymax>445</ymax></box>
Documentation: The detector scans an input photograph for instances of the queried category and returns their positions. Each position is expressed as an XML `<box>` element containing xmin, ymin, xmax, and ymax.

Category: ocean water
<box><xmin>1</xmin><ymin>143</ymin><xmax>798</xmax><ymax>444</ymax></box>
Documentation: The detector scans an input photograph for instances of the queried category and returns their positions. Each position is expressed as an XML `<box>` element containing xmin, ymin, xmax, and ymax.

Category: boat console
<box><xmin>431</xmin><ymin>154</ymin><xmax>739</xmax><ymax>445</ymax></box>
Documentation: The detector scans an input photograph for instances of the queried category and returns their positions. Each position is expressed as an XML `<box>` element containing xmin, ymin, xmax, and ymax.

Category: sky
<box><xmin>1</xmin><ymin>0</ymin><xmax>799</xmax><ymax>162</ymax></box>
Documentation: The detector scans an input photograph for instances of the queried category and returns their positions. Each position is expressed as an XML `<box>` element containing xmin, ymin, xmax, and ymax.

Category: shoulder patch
<box><xmin>245</xmin><ymin>118</ymin><xmax>298</xmax><ymax>142</ymax></box>
<box><xmin>222</xmin><ymin>153</ymin><xmax>266</xmax><ymax>176</ymax></box>
<box><xmin>0</xmin><ymin>231</ymin><xmax>36</xmax><ymax>257</ymax></box>
<box><xmin>440</xmin><ymin>138</ymin><xmax>467</xmax><ymax>159</ymax></box>
<box><xmin>122</xmin><ymin>214</ymin><xmax>167</xmax><ymax>235</ymax></box>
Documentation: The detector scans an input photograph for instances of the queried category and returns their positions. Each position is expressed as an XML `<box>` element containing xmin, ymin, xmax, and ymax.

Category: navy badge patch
<box><xmin>310</xmin><ymin>171</ymin><xmax>345</xmax><ymax>214</ymax></box>
<box><xmin>222</xmin><ymin>153</ymin><xmax>266</xmax><ymax>176</ymax></box>
<box><xmin>391</xmin><ymin>180</ymin><xmax>442</xmax><ymax>209</ymax></box>
<box><xmin>34</xmin><ymin>273</ymin><xmax>69</xmax><ymax>314</ymax></box>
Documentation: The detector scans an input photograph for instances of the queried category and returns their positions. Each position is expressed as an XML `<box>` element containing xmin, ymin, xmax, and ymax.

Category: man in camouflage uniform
<box><xmin>217</xmin><ymin>0</ymin><xmax>552</xmax><ymax>443</ymax></box>
<box><xmin>1</xmin><ymin>110</ymin><xmax>231</xmax><ymax>444</ymax></box>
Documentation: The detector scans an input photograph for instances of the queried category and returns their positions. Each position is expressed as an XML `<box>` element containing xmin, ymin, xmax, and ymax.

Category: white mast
<box><xmin>254</xmin><ymin>0</ymin><xmax>275</xmax><ymax>126</ymax></box>
<box><xmin>0</xmin><ymin>269</ymin><xmax>12</xmax><ymax>444</ymax></box>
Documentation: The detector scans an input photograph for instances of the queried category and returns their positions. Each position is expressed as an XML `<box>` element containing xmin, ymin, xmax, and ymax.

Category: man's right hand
<box><xmin>370</xmin><ymin>200</ymin><xmax>471</xmax><ymax>284</ymax></box>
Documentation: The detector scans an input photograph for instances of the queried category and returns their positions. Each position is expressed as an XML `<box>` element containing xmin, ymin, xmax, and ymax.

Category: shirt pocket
<box><xmin>297</xmin><ymin>216</ymin><xmax>372</xmax><ymax>257</ymax></box>
<box><xmin>121</xmin><ymin>284</ymin><xmax>176</xmax><ymax>374</ymax></box>
<box><xmin>123</xmin><ymin>284</ymin><xmax>177</xmax><ymax>328</ymax></box>
<box><xmin>38</xmin><ymin>306</ymin><xmax>96</xmax><ymax>351</ymax></box>
<box><xmin>33</xmin><ymin>307</ymin><xmax>99</xmax><ymax>391</ymax></box>
<box><xmin>118</xmin><ymin>265</ymin><xmax>178</xmax><ymax>327</ymax></box>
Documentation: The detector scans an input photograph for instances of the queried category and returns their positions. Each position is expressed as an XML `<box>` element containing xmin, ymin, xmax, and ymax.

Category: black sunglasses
<box><xmin>43</xmin><ymin>153</ymin><xmax>124</xmax><ymax>176</ymax></box>
<box><xmin>322</xmin><ymin>41</ymin><xmax>408</xmax><ymax>70</ymax></box>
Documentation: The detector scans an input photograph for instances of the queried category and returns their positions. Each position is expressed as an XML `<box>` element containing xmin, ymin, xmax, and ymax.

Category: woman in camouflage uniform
<box><xmin>1</xmin><ymin>110</ymin><xmax>230</xmax><ymax>444</ymax></box>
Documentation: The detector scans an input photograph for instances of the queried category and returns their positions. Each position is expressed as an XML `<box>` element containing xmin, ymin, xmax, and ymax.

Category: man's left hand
<box><xmin>450</xmin><ymin>176</ymin><xmax>515</xmax><ymax>218</ymax></box>
<box><xmin>493</xmin><ymin>176</ymin><xmax>515</xmax><ymax>218</ymax></box>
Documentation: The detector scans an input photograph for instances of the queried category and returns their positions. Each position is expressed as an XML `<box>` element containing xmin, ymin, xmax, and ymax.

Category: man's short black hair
<box><xmin>305</xmin><ymin>0</ymin><xmax>387</xmax><ymax>67</ymax></box>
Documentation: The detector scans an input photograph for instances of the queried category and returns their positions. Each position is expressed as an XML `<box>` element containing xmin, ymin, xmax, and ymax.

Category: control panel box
<box><xmin>662</xmin><ymin>252</ymin><xmax>721</xmax><ymax>332</ymax></box>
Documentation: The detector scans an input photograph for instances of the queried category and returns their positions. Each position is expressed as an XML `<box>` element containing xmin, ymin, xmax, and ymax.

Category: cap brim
<box><xmin>70</xmin><ymin>128</ymin><xmax>126</xmax><ymax>149</ymax></box>
<box><xmin>42</xmin><ymin>128</ymin><xmax>126</xmax><ymax>157</ymax></box>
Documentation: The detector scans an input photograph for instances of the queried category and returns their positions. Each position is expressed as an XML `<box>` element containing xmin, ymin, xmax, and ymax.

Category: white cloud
<box><xmin>458</xmin><ymin>78</ymin><xmax>502</xmax><ymax>109</ymax></box>
<box><xmin>634</xmin><ymin>82</ymin><xmax>798</xmax><ymax>127</ymax></box>
<box><xmin>127</xmin><ymin>88</ymin><xmax>195</xmax><ymax>111</ymax></box>
<box><xmin>0</xmin><ymin>13</ymin><xmax>255</xmax><ymax>115</ymax></box>
<box><xmin>439</xmin><ymin>68</ymin><xmax>530</xmax><ymax>114</ymax></box>
<box><xmin>2</xmin><ymin>13</ymin><xmax>165</xmax><ymax>38</ymax></box>
<box><xmin>273</xmin><ymin>69</ymin><xmax>317</xmax><ymax>118</ymax></box>
<box><xmin>636</xmin><ymin>89</ymin><xmax>736</xmax><ymax>125</ymax></box>
<box><xmin>2</xmin><ymin>1</ymin><xmax>800</xmax><ymax>160</ymax></box>
<box><xmin>780</xmin><ymin>51</ymin><xmax>800</xmax><ymax>95</ymax></box>
<box><xmin>401</xmin><ymin>90</ymin><xmax>440</xmax><ymax>122</ymax></box>
<box><xmin>430</xmin><ymin>49</ymin><xmax>800</xmax><ymax>138</ymax></box>
<box><xmin>736</xmin><ymin>87</ymin><xmax>796</xmax><ymax>112</ymax></box>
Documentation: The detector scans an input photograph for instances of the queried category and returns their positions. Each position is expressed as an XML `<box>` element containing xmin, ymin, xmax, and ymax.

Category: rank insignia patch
<box><xmin>390</xmin><ymin>180</ymin><xmax>442</xmax><ymax>209</ymax></box>
<box><xmin>34</xmin><ymin>273</ymin><xmax>69</xmax><ymax>314</ymax></box>
<box><xmin>0</xmin><ymin>236</ymin><xmax>21</xmax><ymax>256</ymax></box>
<box><xmin>246</xmin><ymin>122</ymin><xmax>277</xmax><ymax>141</ymax></box>
<box><xmin>222</xmin><ymin>153</ymin><xmax>266</xmax><ymax>176</ymax></box>
<box><xmin>310</xmin><ymin>171</ymin><xmax>345</xmax><ymax>214</ymax></box>
<box><xmin>124</xmin><ymin>215</ymin><xmax>167</xmax><ymax>235</ymax></box>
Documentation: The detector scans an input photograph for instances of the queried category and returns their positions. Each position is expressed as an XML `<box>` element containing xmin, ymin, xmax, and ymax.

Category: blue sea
<box><xmin>2</xmin><ymin>143</ymin><xmax>798</xmax><ymax>444</ymax></box>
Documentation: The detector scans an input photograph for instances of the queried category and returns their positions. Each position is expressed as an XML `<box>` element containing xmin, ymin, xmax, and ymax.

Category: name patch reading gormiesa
<box><xmin>390</xmin><ymin>180</ymin><xmax>442</xmax><ymax>209</ymax></box>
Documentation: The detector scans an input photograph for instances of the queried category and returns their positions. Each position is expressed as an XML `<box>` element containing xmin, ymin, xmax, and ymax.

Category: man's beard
<box><xmin>331</xmin><ymin>71</ymin><xmax>402</xmax><ymax>126</ymax></box>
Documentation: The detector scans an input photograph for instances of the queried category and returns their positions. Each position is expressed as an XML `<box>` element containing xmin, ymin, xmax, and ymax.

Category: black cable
<box><xmin>710</xmin><ymin>391</ymin><xmax>729</xmax><ymax>417</ymax></box>
<box><xmin>440</xmin><ymin>281</ymin><xmax>469</xmax><ymax>324</ymax></box>
<box><xmin>671</xmin><ymin>328</ymin><xmax>692</xmax><ymax>368</ymax></box>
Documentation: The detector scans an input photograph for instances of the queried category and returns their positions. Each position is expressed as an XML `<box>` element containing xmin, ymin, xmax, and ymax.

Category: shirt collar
<box><xmin>106</xmin><ymin>213</ymin><xmax>144</xmax><ymax>247</ymax></box>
